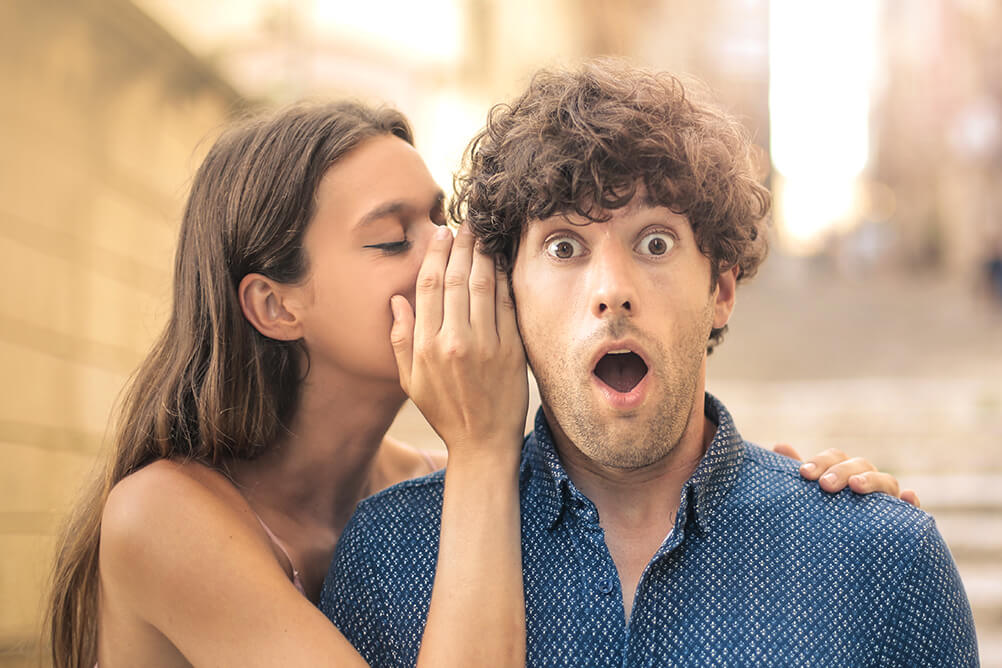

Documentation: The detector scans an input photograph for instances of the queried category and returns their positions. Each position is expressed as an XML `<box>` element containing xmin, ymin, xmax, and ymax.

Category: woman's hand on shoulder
<box><xmin>99</xmin><ymin>460</ymin><xmax>367</xmax><ymax>667</ymax></box>
<box><xmin>772</xmin><ymin>444</ymin><xmax>920</xmax><ymax>507</ymax></box>
<box><xmin>390</xmin><ymin>223</ymin><xmax>528</xmax><ymax>466</ymax></box>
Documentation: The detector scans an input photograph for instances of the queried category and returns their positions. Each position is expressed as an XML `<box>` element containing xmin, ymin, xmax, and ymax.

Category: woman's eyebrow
<box><xmin>354</xmin><ymin>200</ymin><xmax>411</xmax><ymax>230</ymax></box>
<box><xmin>355</xmin><ymin>190</ymin><xmax>445</xmax><ymax>230</ymax></box>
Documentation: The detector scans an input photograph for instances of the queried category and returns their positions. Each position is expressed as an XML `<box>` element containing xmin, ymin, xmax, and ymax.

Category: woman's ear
<box><xmin>238</xmin><ymin>273</ymin><xmax>303</xmax><ymax>341</ymax></box>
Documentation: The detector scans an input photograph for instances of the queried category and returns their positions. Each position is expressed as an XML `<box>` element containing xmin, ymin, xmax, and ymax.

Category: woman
<box><xmin>47</xmin><ymin>101</ymin><xmax>913</xmax><ymax>667</ymax></box>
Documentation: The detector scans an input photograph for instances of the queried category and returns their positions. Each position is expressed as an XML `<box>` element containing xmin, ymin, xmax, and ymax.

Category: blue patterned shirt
<box><xmin>321</xmin><ymin>394</ymin><xmax>978</xmax><ymax>666</ymax></box>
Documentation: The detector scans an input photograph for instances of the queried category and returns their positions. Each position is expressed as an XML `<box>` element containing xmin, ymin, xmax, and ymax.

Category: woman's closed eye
<box><xmin>363</xmin><ymin>238</ymin><xmax>412</xmax><ymax>255</ymax></box>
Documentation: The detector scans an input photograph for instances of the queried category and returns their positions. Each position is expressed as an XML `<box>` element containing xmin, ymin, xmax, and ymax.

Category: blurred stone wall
<box><xmin>0</xmin><ymin>0</ymin><xmax>244</xmax><ymax>663</ymax></box>
<box><xmin>871</xmin><ymin>0</ymin><xmax>1002</xmax><ymax>280</ymax></box>
<box><xmin>464</xmin><ymin>0</ymin><xmax>769</xmax><ymax>149</ymax></box>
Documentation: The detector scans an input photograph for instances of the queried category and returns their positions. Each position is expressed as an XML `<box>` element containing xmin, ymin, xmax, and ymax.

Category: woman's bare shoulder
<box><xmin>99</xmin><ymin>460</ymin><xmax>263</xmax><ymax>595</ymax></box>
<box><xmin>375</xmin><ymin>437</ymin><xmax>447</xmax><ymax>490</ymax></box>
<box><xmin>103</xmin><ymin>460</ymin><xmax>248</xmax><ymax>534</ymax></box>
<box><xmin>97</xmin><ymin>459</ymin><xmax>368</xmax><ymax>664</ymax></box>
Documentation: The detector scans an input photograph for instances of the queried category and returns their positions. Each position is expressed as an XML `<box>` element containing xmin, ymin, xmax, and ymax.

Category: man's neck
<box><xmin>547</xmin><ymin>388</ymin><xmax>716</xmax><ymax>621</ymax></box>
<box><xmin>554</xmin><ymin>394</ymin><xmax>713</xmax><ymax>532</ymax></box>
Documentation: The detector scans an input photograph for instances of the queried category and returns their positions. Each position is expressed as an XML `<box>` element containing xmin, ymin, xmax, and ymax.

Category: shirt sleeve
<box><xmin>876</xmin><ymin>518</ymin><xmax>979</xmax><ymax>667</ymax></box>
<box><xmin>319</xmin><ymin>506</ymin><xmax>401</xmax><ymax>667</ymax></box>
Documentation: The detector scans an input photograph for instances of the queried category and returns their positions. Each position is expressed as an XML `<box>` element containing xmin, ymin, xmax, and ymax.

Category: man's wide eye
<box><xmin>636</xmin><ymin>232</ymin><xmax>675</xmax><ymax>257</ymax></box>
<box><xmin>545</xmin><ymin>237</ymin><xmax>584</xmax><ymax>259</ymax></box>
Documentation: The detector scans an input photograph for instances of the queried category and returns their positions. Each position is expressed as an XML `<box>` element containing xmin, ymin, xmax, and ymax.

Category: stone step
<box><xmin>958</xmin><ymin>562</ymin><xmax>1002</xmax><ymax>614</ymax></box>
<box><xmin>956</xmin><ymin>562</ymin><xmax>1002</xmax><ymax>667</ymax></box>
<box><xmin>930</xmin><ymin>510</ymin><xmax>1002</xmax><ymax>562</ymax></box>
<box><xmin>900</xmin><ymin>473</ymin><xmax>1002</xmax><ymax>511</ymax></box>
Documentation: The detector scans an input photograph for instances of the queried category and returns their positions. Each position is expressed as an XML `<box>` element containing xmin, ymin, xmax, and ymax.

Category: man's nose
<box><xmin>588</xmin><ymin>242</ymin><xmax>637</xmax><ymax>318</ymax></box>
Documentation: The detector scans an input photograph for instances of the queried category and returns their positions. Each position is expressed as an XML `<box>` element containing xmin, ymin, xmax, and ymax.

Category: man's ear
<box><xmin>712</xmin><ymin>265</ymin><xmax>739</xmax><ymax>330</ymax></box>
<box><xmin>238</xmin><ymin>273</ymin><xmax>303</xmax><ymax>341</ymax></box>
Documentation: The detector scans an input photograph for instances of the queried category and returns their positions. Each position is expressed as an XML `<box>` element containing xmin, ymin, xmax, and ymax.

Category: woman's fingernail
<box><xmin>821</xmin><ymin>472</ymin><xmax>837</xmax><ymax>486</ymax></box>
<box><xmin>800</xmin><ymin>462</ymin><xmax>816</xmax><ymax>474</ymax></box>
<box><xmin>435</xmin><ymin>226</ymin><xmax>451</xmax><ymax>240</ymax></box>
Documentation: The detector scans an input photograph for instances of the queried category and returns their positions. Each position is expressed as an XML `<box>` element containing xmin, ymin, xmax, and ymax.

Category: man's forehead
<box><xmin>526</xmin><ymin>191</ymin><xmax>680</xmax><ymax>230</ymax></box>
<box><xmin>529</xmin><ymin>179</ymin><xmax>666</xmax><ymax>223</ymax></box>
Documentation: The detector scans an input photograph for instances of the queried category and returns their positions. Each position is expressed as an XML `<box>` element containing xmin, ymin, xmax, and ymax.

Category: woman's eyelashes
<box><xmin>363</xmin><ymin>238</ymin><xmax>412</xmax><ymax>255</ymax></box>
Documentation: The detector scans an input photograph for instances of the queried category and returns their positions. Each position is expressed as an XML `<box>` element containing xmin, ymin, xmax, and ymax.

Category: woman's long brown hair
<box><xmin>46</xmin><ymin>101</ymin><xmax>413</xmax><ymax>667</ymax></box>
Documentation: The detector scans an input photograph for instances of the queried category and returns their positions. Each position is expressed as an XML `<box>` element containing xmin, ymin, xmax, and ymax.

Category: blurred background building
<box><xmin>1</xmin><ymin>0</ymin><xmax>1000</xmax><ymax>664</ymax></box>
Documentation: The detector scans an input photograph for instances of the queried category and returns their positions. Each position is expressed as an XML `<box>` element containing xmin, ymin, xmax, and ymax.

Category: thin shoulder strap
<box><xmin>420</xmin><ymin>449</ymin><xmax>439</xmax><ymax>473</ymax></box>
<box><xmin>253</xmin><ymin>512</ymin><xmax>306</xmax><ymax>595</ymax></box>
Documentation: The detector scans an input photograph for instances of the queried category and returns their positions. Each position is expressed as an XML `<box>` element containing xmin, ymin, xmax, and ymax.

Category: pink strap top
<box><xmin>249</xmin><ymin>451</ymin><xmax>438</xmax><ymax>599</ymax></box>
<box><xmin>255</xmin><ymin>513</ymin><xmax>306</xmax><ymax>596</ymax></box>
<box><xmin>419</xmin><ymin>449</ymin><xmax>438</xmax><ymax>472</ymax></box>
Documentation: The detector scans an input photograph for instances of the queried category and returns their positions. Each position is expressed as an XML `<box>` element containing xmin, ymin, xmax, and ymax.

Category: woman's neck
<box><xmin>226</xmin><ymin>365</ymin><xmax>407</xmax><ymax>532</ymax></box>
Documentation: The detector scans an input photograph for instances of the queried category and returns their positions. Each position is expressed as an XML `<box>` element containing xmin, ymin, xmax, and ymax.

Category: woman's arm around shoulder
<box><xmin>98</xmin><ymin>460</ymin><xmax>368</xmax><ymax>667</ymax></box>
<box><xmin>390</xmin><ymin>224</ymin><xmax>527</xmax><ymax>667</ymax></box>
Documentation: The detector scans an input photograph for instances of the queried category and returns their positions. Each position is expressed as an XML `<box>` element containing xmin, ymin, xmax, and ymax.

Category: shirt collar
<box><xmin>521</xmin><ymin>407</ymin><xmax>574</xmax><ymax>529</ymax></box>
<box><xmin>521</xmin><ymin>393</ymin><xmax>746</xmax><ymax>532</ymax></box>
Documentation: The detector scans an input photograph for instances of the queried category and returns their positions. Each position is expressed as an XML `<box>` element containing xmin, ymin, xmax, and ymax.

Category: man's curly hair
<box><xmin>451</xmin><ymin>59</ymin><xmax>771</xmax><ymax>351</ymax></box>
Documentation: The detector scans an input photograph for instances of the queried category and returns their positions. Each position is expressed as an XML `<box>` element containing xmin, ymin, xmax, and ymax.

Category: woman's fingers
<box><xmin>772</xmin><ymin>443</ymin><xmax>803</xmax><ymax>462</ymax></box>
<box><xmin>389</xmin><ymin>295</ymin><xmax>415</xmax><ymax>391</ymax></box>
<box><xmin>847</xmin><ymin>471</ymin><xmax>900</xmax><ymax>498</ymax></box>
<box><xmin>401</xmin><ymin>226</ymin><xmax>529</xmax><ymax>455</ymax></box>
<box><xmin>495</xmin><ymin>268</ymin><xmax>520</xmax><ymax>350</ymax></box>
<box><xmin>469</xmin><ymin>245</ymin><xmax>497</xmax><ymax>344</ymax></box>
<box><xmin>797</xmin><ymin>448</ymin><xmax>848</xmax><ymax>480</ymax></box>
<box><xmin>443</xmin><ymin>224</ymin><xmax>475</xmax><ymax>333</ymax></box>
<box><xmin>414</xmin><ymin>225</ymin><xmax>454</xmax><ymax>346</ymax></box>
<box><xmin>816</xmin><ymin>456</ymin><xmax>877</xmax><ymax>493</ymax></box>
<box><xmin>796</xmin><ymin>448</ymin><xmax>918</xmax><ymax>505</ymax></box>
<box><xmin>850</xmin><ymin>474</ymin><xmax>921</xmax><ymax>508</ymax></box>
<box><xmin>900</xmin><ymin>489</ymin><xmax>921</xmax><ymax>508</ymax></box>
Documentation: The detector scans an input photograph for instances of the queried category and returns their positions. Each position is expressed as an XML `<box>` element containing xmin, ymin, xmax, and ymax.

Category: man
<box><xmin>320</xmin><ymin>61</ymin><xmax>978</xmax><ymax>666</ymax></box>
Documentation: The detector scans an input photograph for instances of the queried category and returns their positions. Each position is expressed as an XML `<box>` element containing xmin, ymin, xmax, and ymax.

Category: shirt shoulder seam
<box><xmin>355</xmin><ymin>469</ymin><xmax>446</xmax><ymax>512</ymax></box>
<box><xmin>870</xmin><ymin>517</ymin><xmax>939</xmax><ymax>661</ymax></box>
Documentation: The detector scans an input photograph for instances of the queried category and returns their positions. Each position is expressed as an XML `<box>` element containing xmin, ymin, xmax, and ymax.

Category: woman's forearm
<box><xmin>390</xmin><ymin>223</ymin><xmax>529</xmax><ymax>666</ymax></box>
<box><xmin>418</xmin><ymin>447</ymin><xmax>525</xmax><ymax>666</ymax></box>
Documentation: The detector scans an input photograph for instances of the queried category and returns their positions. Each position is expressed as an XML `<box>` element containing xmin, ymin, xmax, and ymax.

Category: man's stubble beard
<box><xmin>528</xmin><ymin>300</ymin><xmax>714</xmax><ymax>470</ymax></box>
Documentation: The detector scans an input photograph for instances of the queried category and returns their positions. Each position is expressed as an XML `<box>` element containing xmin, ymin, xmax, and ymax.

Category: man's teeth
<box><xmin>607</xmin><ymin>349</ymin><xmax>632</xmax><ymax>354</ymax></box>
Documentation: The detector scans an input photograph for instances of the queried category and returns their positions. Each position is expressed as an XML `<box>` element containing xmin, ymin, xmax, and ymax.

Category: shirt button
<box><xmin>598</xmin><ymin>577</ymin><xmax>615</xmax><ymax>595</ymax></box>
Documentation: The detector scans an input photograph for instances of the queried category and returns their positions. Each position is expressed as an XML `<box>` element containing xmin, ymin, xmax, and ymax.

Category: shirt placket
<box><xmin>623</xmin><ymin>488</ymin><xmax>694</xmax><ymax>667</ymax></box>
<box><xmin>566</xmin><ymin>492</ymin><xmax>630</xmax><ymax>666</ymax></box>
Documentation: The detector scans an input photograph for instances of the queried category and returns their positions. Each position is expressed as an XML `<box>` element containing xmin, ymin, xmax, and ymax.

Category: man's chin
<box><xmin>566</xmin><ymin>419</ymin><xmax>673</xmax><ymax>468</ymax></box>
<box><xmin>585</xmin><ymin>448</ymin><xmax>671</xmax><ymax>470</ymax></box>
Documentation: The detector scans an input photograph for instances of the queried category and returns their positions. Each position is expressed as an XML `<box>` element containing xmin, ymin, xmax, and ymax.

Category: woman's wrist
<box><xmin>442</xmin><ymin>434</ymin><xmax>524</xmax><ymax>472</ymax></box>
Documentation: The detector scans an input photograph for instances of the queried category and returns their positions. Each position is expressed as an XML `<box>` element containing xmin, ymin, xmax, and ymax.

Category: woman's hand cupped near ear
<box><xmin>390</xmin><ymin>222</ymin><xmax>528</xmax><ymax>464</ymax></box>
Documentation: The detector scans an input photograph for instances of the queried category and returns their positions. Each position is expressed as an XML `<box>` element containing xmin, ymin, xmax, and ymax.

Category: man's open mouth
<box><xmin>593</xmin><ymin>351</ymin><xmax>649</xmax><ymax>393</ymax></box>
